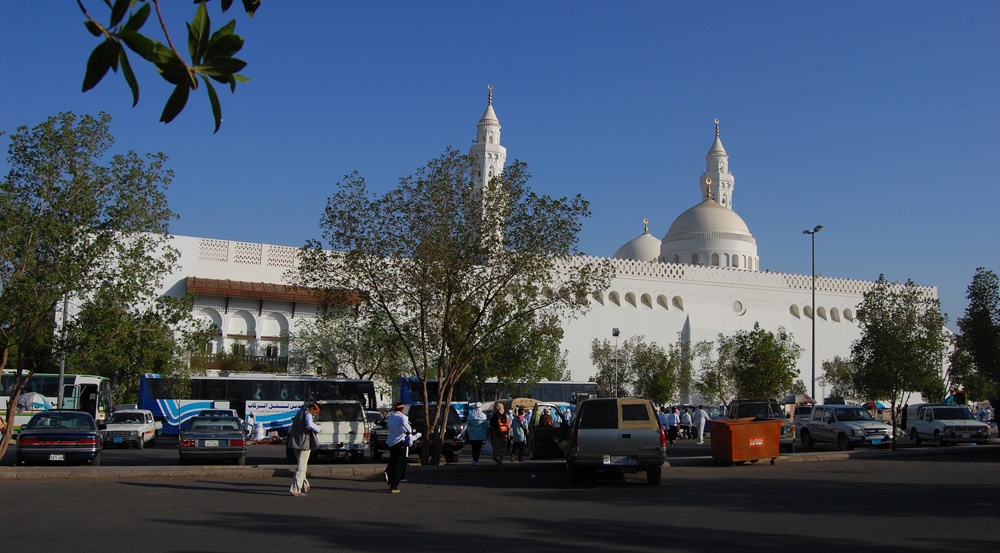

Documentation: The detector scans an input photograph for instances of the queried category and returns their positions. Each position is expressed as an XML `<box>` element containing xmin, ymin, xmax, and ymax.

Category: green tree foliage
<box><xmin>955</xmin><ymin>268</ymin><xmax>1000</xmax><ymax>393</ymax></box>
<box><xmin>851</xmin><ymin>275</ymin><xmax>948</xmax><ymax>449</ymax></box>
<box><xmin>693</xmin><ymin>337</ymin><xmax>737</xmax><ymax>406</ymax></box>
<box><xmin>296</xmin><ymin>149</ymin><xmax>612</xmax><ymax>464</ymax></box>
<box><xmin>789</xmin><ymin>379</ymin><xmax>808</xmax><ymax>396</ymax></box>
<box><xmin>590</xmin><ymin>335</ymin><xmax>684</xmax><ymax>404</ymax></box>
<box><xmin>465</xmin><ymin>313</ymin><xmax>568</xmax><ymax>402</ymax></box>
<box><xmin>64</xmin><ymin>290</ymin><xmax>196</xmax><ymax>404</ymax></box>
<box><xmin>947</xmin><ymin>338</ymin><xmax>997</xmax><ymax>402</ymax></box>
<box><xmin>77</xmin><ymin>0</ymin><xmax>260</xmax><ymax>132</ymax></box>
<box><xmin>694</xmin><ymin>324</ymin><xmax>801</xmax><ymax>404</ymax></box>
<box><xmin>821</xmin><ymin>355</ymin><xmax>860</xmax><ymax>399</ymax></box>
<box><xmin>0</xmin><ymin>112</ymin><xmax>177</xmax><ymax>458</ymax></box>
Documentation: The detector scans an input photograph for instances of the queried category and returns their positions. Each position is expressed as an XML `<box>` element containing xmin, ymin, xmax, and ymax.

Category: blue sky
<box><xmin>1</xmin><ymin>2</ymin><xmax>997</xmax><ymax>329</ymax></box>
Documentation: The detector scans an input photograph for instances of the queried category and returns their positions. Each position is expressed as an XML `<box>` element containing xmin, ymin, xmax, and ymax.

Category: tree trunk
<box><xmin>0</xmin><ymin>364</ymin><xmax>32</xmax><ymax>460</ymax></box>
<box><xmin>889</xmin><ymin>397</ymin><xmax>898</xmax><ymax>451</ymax></box>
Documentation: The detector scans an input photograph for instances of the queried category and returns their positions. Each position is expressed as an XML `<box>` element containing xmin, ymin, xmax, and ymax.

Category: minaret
<box><xmin>469</xmin><ymin>85</ymin><xmax>507</xmax><ymax>192</ymax></box>
<box><xmin>700</xmin><ymin>119</ymin><xmax>735</xmax><ymax>210</ymax></box>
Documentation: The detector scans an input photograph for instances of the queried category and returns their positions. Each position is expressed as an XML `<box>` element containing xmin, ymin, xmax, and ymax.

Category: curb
<box><xmin>666</xmin><ymin>443</ymin><xmax>1000</xmax><ymax>467</ymax></box>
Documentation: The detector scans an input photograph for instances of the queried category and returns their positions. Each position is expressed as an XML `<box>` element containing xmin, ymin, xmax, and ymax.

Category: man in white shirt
<box><xmin>681</xmin><ymin>409</ymin><xmax>692</xmax><ymax>440</ymax></box>
<box><xmin>694</xmin><ymin>405</ymin><xmax>709</xmax><ymax>445</ymax></box>
<box><xmin>384</xmin><ymin>403</ymin><xmax>412</xmax><ymax>494</ymax></box>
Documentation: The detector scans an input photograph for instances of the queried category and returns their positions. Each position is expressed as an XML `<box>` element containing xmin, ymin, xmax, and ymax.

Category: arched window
<box><xmin>803</xmin><ymin>305</ymin><xmax>814</xmax><ymax>319</ymax></box>
<box><xmin>672</xmin><ymin>254</ymin><xmax>680</xmax><ymax>264</ymax></box>
<box><xmin>488</xmin><ymin>135</ymin><xmax>493</xmax><ymax>144</ymax></box>
<box><xmin>741</xmin><ymin>255</ymin><xmax>747</xmax><ymax>268</ymax></box>
<box><xmin>691</xmin><ymin>253</ymin><xmax>699</xmax><ymax>265</ymax></box>
<box><xmin>843</xmin><ymin>308</ymin><xmax>854</xmax><ymax>322</ymax></box>
<box><xmin>624</xmin><ymin>292</ymin><xmax>637</xmax><ymax>308</ymax></box>
<box><xmin>592</xmin><ymin>291</ymin><xmax>604</xmax><ymax>305</ymax></box>
<box><xmin>830</xmin><ymin>307</ymin><xmax>841</xmax><ymax>322</ymax></box>
<box><xmin>732</xmin><ymin>255</ymin><xmax>739</xmax><ymax>268</ymax></box>
<box><xmin>724</xmin><ymin>253</ymin><xmax>730</xmax><ymax>266</ymax></box>
<box><xmin>640</xmin><ymin>293</ymin><xmax>653</xmax><ymax>308</ymax></box>
<box><xmin>657</xmin><ymin>295</ymin><xmax>669</xmax><ymax>309</ymax></box>
<box><xmin>711</xmin><ymin>253</ymin><xmax>720</xmax><ymax>266</ymax></box>
<box><xmin>672</xmin><ymin>296</ymin><xmax>684</xmax><ymax>311</ymax></box>
<box><xmin>817</xmin><ymin>306</ymin><xmax>827</xmax><ymax>320</ymax></box>
<box><xmin>609</xmin><ymin>291</ymin><xmax>621</xmax><ymax>306</ymax></box>
<box><xmin>790</xmin><ymin>305</ymin><xmax>800</xmax><ymax>318</ymax></box>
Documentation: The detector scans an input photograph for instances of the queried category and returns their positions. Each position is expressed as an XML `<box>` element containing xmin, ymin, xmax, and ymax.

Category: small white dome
<box><xmin>614</xmin><ymin>231</ymin><xmax>662</xmax><ymax>262</ymax></box>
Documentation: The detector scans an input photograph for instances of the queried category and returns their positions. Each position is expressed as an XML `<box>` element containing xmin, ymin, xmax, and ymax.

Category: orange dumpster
<box><xmin>709</xmin><ymin>417</ymin><xmax>782</xmax><ymax>465</ymax></box>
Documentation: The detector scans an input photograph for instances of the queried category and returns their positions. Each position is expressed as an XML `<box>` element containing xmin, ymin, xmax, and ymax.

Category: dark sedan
<box><xmin>15</xmin><ymin>410</ymin><xmax>103</xmax><ymax>466</ymax></box>
<box><xmin>371</xmin><ymin>404</ymin><xmax>466</xmax><ymax>462</ymax></box>
<box><xmin>178</xmin><ymin>416</ymin><xmax>246</xmax><ymax>465</ymax></box>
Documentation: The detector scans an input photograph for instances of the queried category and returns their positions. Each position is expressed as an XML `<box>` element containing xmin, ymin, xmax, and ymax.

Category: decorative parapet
<box><xmin>196</xmin><ymin>239</ymin><xmax>301</xmax><ymax>269</ymax></box>
<box><xmin>561</xmin><ymin>255</ymin><xmax>936</xmax><ymax>298</ymax></box>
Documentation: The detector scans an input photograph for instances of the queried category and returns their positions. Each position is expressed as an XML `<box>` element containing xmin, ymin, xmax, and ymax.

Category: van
<box><xmin>286</xmin><ymin>400</ymin><xmax>369</xmax><ymax>463</ymax></box>
<box><xmin>566</xmin><ymin>398</ymin><xmax>667</xmax><ymax>485</ymax></box>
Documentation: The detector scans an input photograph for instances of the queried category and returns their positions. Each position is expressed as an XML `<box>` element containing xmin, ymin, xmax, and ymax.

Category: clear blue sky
<box><xmin>2</xmin><ymin>2</ymin><xmax>997</xmax><ymax>329</ymax></box>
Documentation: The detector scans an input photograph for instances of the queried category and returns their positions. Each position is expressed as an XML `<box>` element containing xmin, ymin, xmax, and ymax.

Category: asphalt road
<box><xmin>6</xmin><ymin>451</ymin><xmax>999</xmax><ymax>553</ymax></box>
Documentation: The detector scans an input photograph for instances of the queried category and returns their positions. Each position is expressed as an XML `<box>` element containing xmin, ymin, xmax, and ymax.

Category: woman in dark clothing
<box><xmin>489</xmin><ymin>403</ymin><xmax>510</xmax><ymax>465</ymax></box>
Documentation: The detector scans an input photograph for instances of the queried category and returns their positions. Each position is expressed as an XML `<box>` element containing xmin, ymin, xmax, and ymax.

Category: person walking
<box><xmin>666</xmin><ymin>407</ymin><xmax>680</xmax><ymax>446</ymax></box>
<box><xmin>694</xmin><ymin>405</ymin><xmax>708</xmax><ymax>444</ymax></box>
<box><xmin>385</xmin><ymin>403</ymin><xmax>412</xmax><ymax>494</ymax></box>
<box><xmin>681</xmin><ymin>408</ymin><xmax>692</xmax><ymax>440</ymax></box>
<box><xmin>510</xmin><ymin>407</ymin><xmax>529</xmax><ymax>462</ymax></box>
<box><xmin>465</xmin><ymin>402</ymin><xmax>489</xmax><ymax>465</ymax></box>
<box><xmin>489</xmin><ymin>403</ymin><xmax>510</xmax><ymax>465</ymax></box>
<box><xmin>288</xmin><ymin>402</ymin><xmax>321</xmax><ymax>497</ymax></box>
<box><xmin>657</xmin><ymin>407</ymin><xmax>669</xmax><ymax>434</ymax></box>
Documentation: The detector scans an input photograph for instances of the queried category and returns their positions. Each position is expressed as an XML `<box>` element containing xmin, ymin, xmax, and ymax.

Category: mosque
<box><xmin>157</xmin><ymin>92</ymin><xmax>937</xmax><ymax>401</ymax></box>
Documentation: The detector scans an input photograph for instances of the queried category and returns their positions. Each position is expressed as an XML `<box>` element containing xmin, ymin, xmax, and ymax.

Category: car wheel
<box><xmin>837</xmin><ymin>433</ymin><xmax>853</xmax><ymax>451</ymax></box>
<box><xmin>567</xmin><ymin>463</ymin><xmax>585</xmax><ymax>485</ymax></box>
<box><xmin>646</xmin><ymin>466</ymin><xmax>662</xmax><ymax>485</ymax></box>
<box><xmin>150</xmin><ymin>436</ymin><xmax>157</xmax><ymax>448</ymax></box>
<box><xmin>443</xmin><ymin>451</ymin><xmax>455</xmax><ymax>463</ymax></box>
<box><xmin>781</xmin><ymin>441</ymin><xmax>795</xmax><ymax>454</ymax></box>
<box><xmin>90</xmin><ymin>454</ymin><xmax>101</xmax><ymax>467</ymax></box>
<box><xmin>934</xmin><ymin>430</ymin><xmax>945</xmax><ymax>447</ymax></box>
<box><xmin>237</xmin><ymin>455</ymin><xmax>246</xmax><ymax>466</ymax></box>
<box><xmin>911</xmin><ymin>428</ymin><xmax>922</xmax><ymax>446</ymax></box>
<box><xmin>350</xmin><ymin>451</ymin><xmax>363</xmax><ymax>464</ymax></box>
<box><xmin>801</xmin><ymin>430</ymin><xmax>814</xmax><ymax>450</ymax></box>
<box><xmin>371</xmin><ymin>450</ymin><xmax>383</xmax><ymax>462</ymax></box>
<box><xmin>137</xmin><ymin>436</ymin><xmax>144</xmax><ymax>450</ymax></box>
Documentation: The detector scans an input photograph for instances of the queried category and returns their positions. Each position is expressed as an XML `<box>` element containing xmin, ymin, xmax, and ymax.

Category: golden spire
<box><xmin>705</xmin><ymin>177</ymin><xmax>713</xmax><ymax>201</ymax></box>
<box><xmin>715</xmin><ymin>118</ymin><xmax>720</xmax><ymax>138</ymax></box>
<box><xmin>488</xmin><ymin>84</ymin><xmax>493</xmax><ymax>105</ymax></box>
<box><xmin>643</xmin><ymin>218</ymin><xmax>649</xmax><ymax>233</ymax></box>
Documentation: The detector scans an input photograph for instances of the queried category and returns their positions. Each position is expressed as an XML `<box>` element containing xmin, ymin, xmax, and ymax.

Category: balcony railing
<box><xmin>192</xmin><ymin>353</ymin><xmax>289</xmax><ymax>371</ymax></box>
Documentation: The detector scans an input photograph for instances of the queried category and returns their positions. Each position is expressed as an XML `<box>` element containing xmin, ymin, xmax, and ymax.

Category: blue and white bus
<box><xmin>394</xmin><ymin>377</ymin><xmax>599</xmax><ymax>420</ymax></box>
<box><xmin>139</xmin><ymin>373</ymin><xmax>378</xmax><ymax>435</ymax></box>
<box><xmin>1</xmin><ymin>371</ymin><xmax>113</xmax><ymax>433</ymax></box>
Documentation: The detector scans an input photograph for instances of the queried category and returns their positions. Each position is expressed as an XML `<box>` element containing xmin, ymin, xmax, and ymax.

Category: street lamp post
<box><xmin>612</xmin><ymin>328</ymin><xmax>620</xmax><ymax>398</ymax></box>
<box><xmin>802</xmin><ymin>225</ymin><xmax>823</xmax><ymax>401</ymax></box>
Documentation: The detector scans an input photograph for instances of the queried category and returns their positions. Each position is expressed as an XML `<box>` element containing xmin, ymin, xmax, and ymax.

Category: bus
<box><xmin>139</xmin><ymin>373</ymin><xmax>378</xmax><ymax>435</ymax></box>
<box><xmin>394</xmin><ymin>377</ymin><xmax>599</xmax><ymax>419</ymax></box>
<box><xmin>0</xmin><ymin>371</ymin><xmax>113</xmax><ymax>434</ymax></box>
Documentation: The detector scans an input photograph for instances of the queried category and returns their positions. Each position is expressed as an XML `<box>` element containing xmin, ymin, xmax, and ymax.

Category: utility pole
<box><xmin>802</xmin><ymin>225</ymin><xmax>823</xmax><ymax>401</ymax></box>
<box><xmin>57</xmin><ymin>295</ymin><xmax>68</xmax><ymax>409</ymax></box>
<box><xmin>612</xmin><ymin>328</ymin><xmax>620</xmax><ymax>398</ymax></box>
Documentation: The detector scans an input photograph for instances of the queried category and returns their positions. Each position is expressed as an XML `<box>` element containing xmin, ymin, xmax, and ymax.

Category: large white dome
<box><xmin>660</xmin><ymin>199</ymin><xmax>759</xmax><ymax>270</ymax></box>
<box><xmin>664</xmin><ymin>199</ymin><xmax>752</xmax><ymax>237</ymax></box>
<box><xmin>614</xmin><ymin>231</ymin><xmax>662</xmax><ymax>262</ymax></box>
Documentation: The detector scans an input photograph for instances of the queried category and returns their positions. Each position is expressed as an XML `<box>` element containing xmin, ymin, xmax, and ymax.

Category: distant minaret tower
<box><xmin>469</xmin><ymin>85</ymin><xmax>507</xmax><ymax>192</ymax></box>
<box><xmin>700</xmin><ymin>119</ymin><xmax>735</xmax><ymax>210</ymax></box>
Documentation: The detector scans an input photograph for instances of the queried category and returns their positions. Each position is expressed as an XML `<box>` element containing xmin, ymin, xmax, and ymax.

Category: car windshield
<box><xmin>199</xmin><ymin>410</ymin><xmax>234</xmax><ymax>417</ymax></box>
<box><xmin>109</xmin><ymin>413</ymin><xmax>144</xmax><ymax>424</ymax></box>
<box><xmin>25</xmin><ymin>412</ymin><xmax>95</xmax><ymax>430</ymax></box>
<box><xmin>316</xmin><ymin>402</ymin><xmax>364</xmax><ymax>422</ymax></box>
<box><xmin>408</xmin><ymin>406</ymin><xmax>461</xmax><ymax>426</ymax></box>
<box><xmin>934</xmin><ymin>408</ymin><xmax>975</xmax><ymax>420</ymax></box>
<box><xmin>187</xmin><ymin>418</ymin><xmax>240</xmax><ymax>431</ymax></box>
<box><xmin>735</xmin><ymin>402</ymin><xmax>782</xmax><ymax>418</ymax></box>
<box><xmin>835</xmin><ymin>408</ymin><xmax>874</xmax><ymax>421</ymax></box>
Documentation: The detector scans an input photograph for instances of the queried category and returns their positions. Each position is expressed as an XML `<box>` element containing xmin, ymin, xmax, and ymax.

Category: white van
<box><xmin>286</xmin><ymin>400</ymin><xmax>369</xmax><ymax>463</ymax></box>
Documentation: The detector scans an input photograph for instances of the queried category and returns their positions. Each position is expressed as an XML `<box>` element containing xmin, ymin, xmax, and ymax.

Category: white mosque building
<box><xmin>156</xmin><ymin>94</ymin><xmax>937</xmax><ymax>401</ymax></box>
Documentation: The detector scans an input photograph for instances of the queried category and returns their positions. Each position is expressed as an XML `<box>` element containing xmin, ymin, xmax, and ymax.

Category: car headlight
<box><xmin>852</xmin><ymin>429</ymin><xmax>864</xmax><ymax>436</ymax></box>
<box><xmin>130</xmin><ymin>430</ymin><xmax>139</xmax><ymax>436</ymax></box>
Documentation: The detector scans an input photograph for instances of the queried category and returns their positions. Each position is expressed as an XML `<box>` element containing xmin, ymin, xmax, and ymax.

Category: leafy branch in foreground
<box><xmin>77</xmin><ymin>0</ymin><xmax>260</xmax><ymax>132</ymax></box>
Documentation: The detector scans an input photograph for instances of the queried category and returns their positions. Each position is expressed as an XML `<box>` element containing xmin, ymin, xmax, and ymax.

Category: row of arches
<box><xmin>660</xmin><ymin>252</ymin><xmax>757</xmax><ymax>270</ymax></box>
<box><xmin>789</xmin><ymin>304</ymin><xmax>854</xmax><ymax>322</ymax></box>
<box><xmin>593</xmin><ymin>291</ymin><xmax>684</xmax><ymax>311</ymax></box>
<box><xmin>195</xmin><ymin>307</ymin><xmax>291</xmax><ymax>355</ymax></box>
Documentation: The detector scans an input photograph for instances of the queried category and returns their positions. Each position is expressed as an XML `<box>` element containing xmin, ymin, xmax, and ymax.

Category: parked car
<box><xmin>284</xmin><ymin>400</ymin><xmax>369</xmax><ymax>463</ymax></box>
<box><xmin>566</xmin><ymin>398</ymin><xmax>667</xmax><ymax>485</ymax></box>
<box><xmin>102</xmin><ymin>409</ymin><xmax>162</xmax><ymax>449</ymax></box>
<box><xmin>371</xmin><ymin>404</ymin><xmax>466</xmax><ymax>462</ymax></box>
<box><xmin>908</xmin><ymin>405</ymin><xmax>990</xmax><ymax>447</ymax></box>
<box><xmin>797</xmin><ymin>404</ymin><xmax>891</xmax><ymax>450</ymax></box>
<box><xmin>178</xmin><ymin>416</ymin><xmax>246</xmax><ymax>465</ymax></box>
<box><xmin>727</xmin><ymin>399</ymin><xmax>796</xmax><ymax>453</ymax></box>
<box><xmin>15</xmin><ymin>410</ymin><xmax>103</xmax><ymax>466</ymax></box>
<box><xmin>528</xmin><ymin>402</ymin><xmax>571</xmax><ymax>459</ymax></box>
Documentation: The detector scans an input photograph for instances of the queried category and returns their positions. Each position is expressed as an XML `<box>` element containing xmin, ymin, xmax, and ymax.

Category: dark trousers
<box><xmin>511</xmin><ymin>441</ymin><xmax>525</xmax><ymax>462</ymax></box>
<box><xmin>668</xmin><ymin>426</ymin><xmax>679</xmax><ymax>444</ymax></box>
<box><xmin>386</xmin><ymin>442</ymin><xmax>407</xmax><ymax>489</ymax></box>
<box><xmin>470</xmin><ymin>440</ymin><xmax>485</xmax><ymax>463</ymax></box>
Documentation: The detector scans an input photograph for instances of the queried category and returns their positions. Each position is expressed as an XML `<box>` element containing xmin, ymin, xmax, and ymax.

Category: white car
<box><xmin>103</xmin><ymin>409</ymin><xmax>162</xmax><ymax>449</ymax></box>
<box><xmin>909</xmin><ymin>405</ymin><xmax>991</xmax><ymax>447</ymax></box>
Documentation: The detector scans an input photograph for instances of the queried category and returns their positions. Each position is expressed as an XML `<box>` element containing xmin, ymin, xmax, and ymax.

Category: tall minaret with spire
<box><xmin>700</xmin><ymin>119</ymin><xmax>735</xmax><ymax>210</ymax></box>
<box><xmin>469</xmin><ymin>85</ymin><xmax>507</xmax><ymax>192</ymax></box>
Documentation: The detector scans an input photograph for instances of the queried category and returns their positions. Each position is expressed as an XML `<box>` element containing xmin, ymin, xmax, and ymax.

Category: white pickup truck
<box><xmin>908</xmin><ymin>404</ymin><xmax>990</xmax><ymax>447</ymax></box>
<box><xmin>102</xmin><ymin>409</ymin><xmax>162</xmax><ymax>449</ymax></box>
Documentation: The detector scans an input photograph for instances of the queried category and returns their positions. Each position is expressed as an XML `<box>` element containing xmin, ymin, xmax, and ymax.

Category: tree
<box><xmin>956</xmin><ymin>268</ymin><xmax>1000</xmax><ymax>392</ymax></box>
<box><xmin>947</xmin><ymin>337</ymin><xmax>997</xmax><ymax>402</ymax></box>
<box><xmin>729</xmin><ymin>323</ymin><xmax>802</xmax><ymax>400</ymax></box>
<box><xmin>590</xmin><ymin>335</ymin><xmax>683</xmax><ymax>404</ymax></box>
<box><xmin>851</xmin><ymin>275</ymin><xmax>948</xmax><ymax>450</ymax></box>
<box><xmin>788</xmin><ymin>379</ymin><xmax>808</xmax><ymax>396</ymax></box>
<box><xmin>821</xmin><ymin>355</ymin><xmax>860</xmax><ymax>399</ymax></box>
<box><xmin>693</xmin><ymin>336</ymin><xmax>737</xmax><ymax>407</ymax></box>
<box><xmin>0</xmin><ymin>111</ymin><xmax>177</xmax><ymax>459</ymax></box>
<box><xmin>76</xmin><ymin>0</ymin><xmax>260</xmax><ymax>131</ymax></box>
<box><xmin>296</xmin><ymin>149</ymin><xmax>612</xmax><ymax>464</ymax></box>
<box><xmin>465</xmin><ymin>313</ymin><xmax>568</xmax><ymax>402</ymax></box>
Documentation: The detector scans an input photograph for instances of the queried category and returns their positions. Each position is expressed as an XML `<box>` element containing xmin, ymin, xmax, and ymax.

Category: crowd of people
<box><xmin>657</xmin><ymin>405</ymin><xmax>710</xmax><ymax>446</ymax></box>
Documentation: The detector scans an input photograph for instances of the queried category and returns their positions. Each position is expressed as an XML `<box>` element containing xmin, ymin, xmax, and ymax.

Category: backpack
<box><xmin>497</xmin><ymin>416</ymin><xmax>509</xmax><ymax>434</ymax></box>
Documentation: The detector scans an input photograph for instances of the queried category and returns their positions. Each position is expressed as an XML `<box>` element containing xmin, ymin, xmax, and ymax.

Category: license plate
<box><xmin>959</xmin><ymin>434</ymin><xmax>969</xmax><ymax>438</ymax></box>
<box><xmin>113</xmin><ymin>438</ymin><xmax>123</xmax><ymax>443</ymax></box>
<box><xmin>604</xmin><ymin>455</ymin><xmax>634</xmax><ymax>465</ymax></box>
<box><xmin>204</xmin><ymin>440</ymin><xmax>219</xmax><ymax>447</ymax></box>
<box><xmin>872</xmin><ymin>439</ymin><xmax>881</xmax><ymax>445</ymax></box>
<box><xmin>49</xmin><ymin>454</ymin><xmax>65</xmax><ymax>461</ymax></box>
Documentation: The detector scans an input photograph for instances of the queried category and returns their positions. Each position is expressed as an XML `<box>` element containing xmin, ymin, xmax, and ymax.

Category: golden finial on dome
<box><xmin>643</xmin><ymin>218</ymin><xmax>649</xmax><ymax>233</ymax></box>
<box><xmin>488</xmin><ymin>84</ymin><xmax>493</xmax><ymax>105</ymax></box>
<box><xmin>705</xmin><ymin>177</ymin><xmax>713</xmax><ymax>201</ymax></box>
<box><xmin>715</xmin><ymin>118</ymin><xmax>720</xmax><ymax>138</ymax></box>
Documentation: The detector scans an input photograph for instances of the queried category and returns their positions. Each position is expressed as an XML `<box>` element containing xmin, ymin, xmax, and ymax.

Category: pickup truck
<box><xmin>908</xmin><ymin>404</ymin><xmax>990</xmax><ymax>447</ymax></box>
<box><xmin>102</xmin><ymin>409</ymin><xmax>162</xmax><ymax>449</ymax></box>
<box><xmin>796</xmin><ymin>404</ymin><xmax>890</xmax><ymax>451</ymax></box>
<box><xmin>566</xmin><ymin>398</ymin><xmax>666</xmax><ymax>485</ymax></box>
